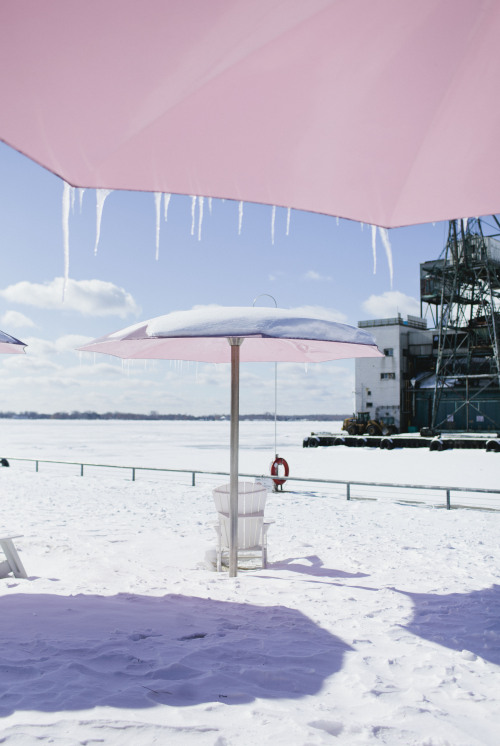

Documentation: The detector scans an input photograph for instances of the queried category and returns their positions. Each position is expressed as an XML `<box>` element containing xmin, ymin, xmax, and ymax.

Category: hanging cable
<box><xmin>252</xmin><ymin>294</ymin><xmax>278</xmax><ymax>454</ymax></box>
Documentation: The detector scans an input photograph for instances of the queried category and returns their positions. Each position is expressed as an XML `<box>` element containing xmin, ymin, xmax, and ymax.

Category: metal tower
<box><xmin>420</xmin><ymin>217</ymin><xmax>500</xmax><ymax>431</ymax></box>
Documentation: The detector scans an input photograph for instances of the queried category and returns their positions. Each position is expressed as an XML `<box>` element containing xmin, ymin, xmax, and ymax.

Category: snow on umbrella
<box><xmin>0</xmin><ymin>329</ymin><xmax>26</xmax><ymax>354</ymax></box>
<box><xmin>78</xmin><ymin>306</ymin><xmax>382</xmax><ymax>576</ymax></box>
<box><xmin>1</xmin><ymin>0</ymin><xmax>499</xmax><ymax>228</ymax></box>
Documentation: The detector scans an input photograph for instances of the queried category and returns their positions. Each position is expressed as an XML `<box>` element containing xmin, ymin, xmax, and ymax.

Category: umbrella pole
<box><xmin>228</xmin><ymin>337</ymin><xmax>243</xmax><ymax>578</ymax></box>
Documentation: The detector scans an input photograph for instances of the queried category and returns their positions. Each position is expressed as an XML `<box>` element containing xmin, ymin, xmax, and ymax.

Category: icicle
<box><xmin>94</xmin><ymin>189</ymin><xmax>112</xmax><ymax>254</ymax></box>
<box><xmin>271</xmin><ymin>205</ymin><xmax>276</xmax><ymax>245</ymax></box>
<box><xmin>360</xmin><ymin>222</ymin><xmax>365</xmax><ymax>231</ymax></box>
<box><xmin>61</xmin><ymin>181</ymin><xmax>73</xmax><ymax>300</ymax></box>
<box><xmin>208</xmin><ymin>197</ymin><xmax>213</xmax><ymax>214</ymax></box>
<box><xmin>336</xmin><ymin>216</ymin><xmax>339</xmax><ymax>226</ymax></box>
<box><xmin>378</xmin><ymin>227</ymin><xmax>394</xmax><ymax>287</ymax></box>
<box><xmin>190</xmin><ymin>195</ymin><xmax>196</xmax><ymax>235</ymax></box>
<box><xmin>78</xmin><ymin>188</ymin><xmax>85</xmax><ymax>212</ymax></box>
<box><xmin>197</xmin><ymin>196</ymin><xmax>204</xmax><ymax>241</ymax></box>
<box><xmin>164</xmin><ymin>193</ymin><xmax>171</xmax><ymax>222</ymax></box>
<box><xmin>70</xmin><ymin>186</ymin><xmax>76</xmax><ymax>213</ymax></box>
<box><xmin>238</xmin><ymin>201</ymin><xmax>244</xmax><ymax>235</ymax></box>
<box><xmin>154</xmin><ymin>192</ymin><xmax>162</xmax><ymax>260</ymax></box>
<box><xmin>286</xmin><ymin>207</ymin><xmax>291</xmax><ymax>236</ymax></box>
<box><xmin>371</xmin><ymin>225</ymin><xmax>377</xmax><ymax>274</ymax></box>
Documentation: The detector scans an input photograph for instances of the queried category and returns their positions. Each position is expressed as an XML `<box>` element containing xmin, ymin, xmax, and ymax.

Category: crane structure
<box><xmin>420</xmin><ymin>217</ymin><xmax>500</xmax><ymax>431</ymax></box>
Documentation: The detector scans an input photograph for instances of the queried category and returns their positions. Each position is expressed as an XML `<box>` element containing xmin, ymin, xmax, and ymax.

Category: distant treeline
<box><xmin>0</xmin><ymin>411</ymin><xmax>347</xmax><ymax>421</ymax></box>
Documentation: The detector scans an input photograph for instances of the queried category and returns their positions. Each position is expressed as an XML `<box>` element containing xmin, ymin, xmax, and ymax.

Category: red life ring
<box><xmin>270</xmin><ymin>455</ymin><xmax>289</xmax><ymax>486</ymax></box>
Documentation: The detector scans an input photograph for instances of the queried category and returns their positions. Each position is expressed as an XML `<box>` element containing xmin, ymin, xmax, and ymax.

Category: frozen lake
<box><xmin>1</xmin><ymin>418</ymin><xmax>498</xmax><ymax>509</ymax></box>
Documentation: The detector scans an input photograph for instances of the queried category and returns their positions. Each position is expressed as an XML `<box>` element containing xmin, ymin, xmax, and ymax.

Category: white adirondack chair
<box><xmin>0</xmin><ymin>535</ymin><xmax>27</xmax><ymax>578</ymax></box>
<box><xmin>212</xmin><ymin>482</ymin><xmax>273</xmax><ymax>571</ymax></box>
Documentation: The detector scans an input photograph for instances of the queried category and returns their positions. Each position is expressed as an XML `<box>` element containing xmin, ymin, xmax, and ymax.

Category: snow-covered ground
<box><xmin>0</xmin><ymin>420</ymin><xmax>499</xmax><ymax>745</ymax></box>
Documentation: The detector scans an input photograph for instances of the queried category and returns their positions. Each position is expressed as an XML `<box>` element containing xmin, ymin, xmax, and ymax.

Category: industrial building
<box><xmin>355</xmin><ymin>314</ymin><xmax>432</xmax><ymax>432</ymax></box>
<box><xmin>354</xmin><ymin>218</ymin><xmax>500</xmax><ymax>433</ymax></box>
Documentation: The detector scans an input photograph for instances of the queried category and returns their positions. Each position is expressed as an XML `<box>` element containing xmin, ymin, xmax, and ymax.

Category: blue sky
<box><xmin>0</xmin><ymin>141</ymin><xmax>449</xmax><ymax>415</ymax></box>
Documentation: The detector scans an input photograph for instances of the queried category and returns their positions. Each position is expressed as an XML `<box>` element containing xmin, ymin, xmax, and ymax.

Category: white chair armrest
<box><xmin>0</xmin><ymin>536</ymin><xmax>27</xmax><ymax>579</ymax></box>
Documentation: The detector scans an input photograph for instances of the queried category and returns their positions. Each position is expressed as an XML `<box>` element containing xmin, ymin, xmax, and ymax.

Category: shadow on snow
<box><xmin>395</xmin><ymin>584</ymin><xmax>500</xmax><ymax>666</ymax></box>
<box><xmin>0</xmin><ymin>592</ymin><xmax>351</xmax><ymax>713</ymax></box>
<box><xmin>270</xmin><ymin>555</ymin><xmax>370</xmax><ymax>580</ymax></box>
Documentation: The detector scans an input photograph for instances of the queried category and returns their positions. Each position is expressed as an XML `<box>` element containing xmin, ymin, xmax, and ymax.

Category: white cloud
<box><xmin>20</xmin><ymin>337</ymin><xmax>59</xmax><ymax>358</ymax></box>
<box><xmin>0</xmin><ymin>352</ymin><xmax>356</xmax><ymax>415</ymax></box>
<box><xmin>251</xmin><ymin>361</ymin><xmax>354</xmax><ymax>414</ymax></box>
<box><xmin>0</xmin><ymin>278</ymin><xmax>140</xmax><ymax>318</ymax></box>
<box><xmin>268</xmin><ymin>270</ymin><xmax>285</xmax><ymax>283</ymax></box>
<box><xmin>362</xmin><ymin>291</ymin><xmax>420</xmax><ymax>319</ymax></box>
<box><xmin>1</xmin><ymin>334</ymin><xmax>96</xmax><ymax>365</ymax></box>
<box><xmin>0</xmin><ymin>310</ymin><xmax>36</xmax><ymax>329</ymax></box>
<box><xmin>288</xmin><ymin>305</ymin><xmax>348</xmax><ymax>323</ymax></box>
<box><xmin>1</xmin><ymin>354</ymin><xmax>59</xmax><ymax>373</ymax></box>
<box><xmin>55</xmin><ymin>334</ymin><xmax>95</xmax><ymax>353</ymax></box>
<box><xmin>303</xmin><ymin>270</ymin><xmax>332</xmax><ymax>281</ymax></box>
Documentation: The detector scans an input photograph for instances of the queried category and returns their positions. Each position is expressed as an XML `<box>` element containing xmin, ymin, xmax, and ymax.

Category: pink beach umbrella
<box><xmin>78</xmin><ymin>306</ymin><xmax>382</xmax><ymax>576</ymax></box>
<box><xmin>0</xmin><ymin>330</ymin><xmax>26</xmax><ymax>355</ymax></box>
<box><xmin>0</xmin><ymin>0</ymin><xmax>499</xmax><ymax>228</ymax></box>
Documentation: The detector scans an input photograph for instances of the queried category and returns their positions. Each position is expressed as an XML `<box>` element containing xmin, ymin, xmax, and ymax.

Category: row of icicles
<box><xmin>61</xmin><ymin>182</ymin><xmax>394</xmax><ymax>299</ymax></box>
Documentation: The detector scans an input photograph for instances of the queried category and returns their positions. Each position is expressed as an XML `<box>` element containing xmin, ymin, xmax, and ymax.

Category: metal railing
<box><xmin>5</xmin><ymin>456</ymin><xmax>500</xmax><ymax>511</ymax></box>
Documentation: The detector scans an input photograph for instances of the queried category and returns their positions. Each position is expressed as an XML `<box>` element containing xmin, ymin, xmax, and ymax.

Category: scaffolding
<box><xmin>420</xmin><ymin>217</ymin><xmax>500</xmax><ymax>431</ymax></box>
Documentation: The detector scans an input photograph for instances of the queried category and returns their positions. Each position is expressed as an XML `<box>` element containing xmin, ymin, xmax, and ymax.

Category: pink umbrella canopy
<box><xmin>1</xmin><ymin>0</ymin><xmax>499</xmax><ymax>227</ymax></box>
<box><xmin>78</xmin><ymin>306</ymin><xmax>381</xmax><ymax>362</ymax></box>
<box><xmin>79</xmin><ymin>306</ymin><xmax>382</xmax><ymax>575</ymax></box>
<box><xmin>0</xmin><ymin>330</ymin><xmax>26</xmax><ymax>354</ymax></box>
